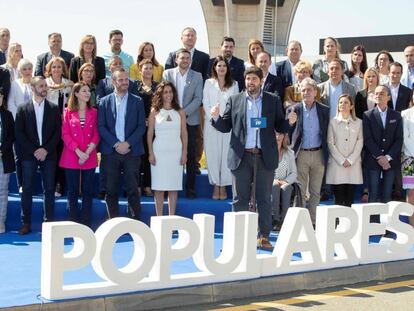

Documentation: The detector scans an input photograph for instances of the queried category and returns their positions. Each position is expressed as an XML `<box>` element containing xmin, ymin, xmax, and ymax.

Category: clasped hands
<box><xmin>376</xmin><ymin>155</ymin><xmax>391</xmax><ymax>170</ymax></box>
<box><xmin>34</xmin><ymin>148</ymin><xmax>48</xmax><ymax>161</ymax></box>
<box><xmin>115</xmin><ymin>141</ymin><xmax>130</xmax><ymax>155</ymax></box>
<box><xmin>76</xmin><ymin>143</ymin><xmax>97</xmax><ymax>165</ymax></box>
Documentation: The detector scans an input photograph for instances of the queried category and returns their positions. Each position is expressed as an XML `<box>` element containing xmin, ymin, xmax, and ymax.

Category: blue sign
<box><xmin>250</xmin><ymin>117</ymin><xmax>267</xmax><ymax>128</ymax></box>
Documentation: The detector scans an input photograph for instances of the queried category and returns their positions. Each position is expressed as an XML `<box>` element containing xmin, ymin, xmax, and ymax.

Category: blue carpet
<box><xmin>0</xmin><ymin>231</ymin><xmax>282</xmax><ymax>308</ymax></box>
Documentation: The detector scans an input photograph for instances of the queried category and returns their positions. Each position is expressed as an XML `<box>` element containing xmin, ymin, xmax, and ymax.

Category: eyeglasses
<box><xmin>83</xmin><ymin>69</ymin><xmax>95</xmax><ymax>73</ymax></box>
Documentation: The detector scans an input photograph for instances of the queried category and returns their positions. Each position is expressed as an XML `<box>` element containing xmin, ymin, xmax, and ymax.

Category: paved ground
<box><xmin>165</xmin><ymin>275</ymin><xmax>414</xmax><ymax>311</ymax></box>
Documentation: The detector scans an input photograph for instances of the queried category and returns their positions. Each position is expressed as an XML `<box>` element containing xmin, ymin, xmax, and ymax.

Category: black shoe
<box><xmin>96</xmin><ymin>191</ymin><xmax>106</xmax><ymax>200</ymax></box>
<box><xmin>186</xmin><ymin>189</ymin><xmax>197</xmax><ymax>199</ymax></box>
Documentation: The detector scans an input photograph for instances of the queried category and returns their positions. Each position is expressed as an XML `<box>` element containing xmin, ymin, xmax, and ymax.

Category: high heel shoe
<box><xmin>212</xmin><ymin>185</ymin><xmax>220</xmax><ymax>200</ymax></box>
<box><xmin>219</xmin><ymin>186</ymin><xmax>227</xmax><ymax>200</ymax></box>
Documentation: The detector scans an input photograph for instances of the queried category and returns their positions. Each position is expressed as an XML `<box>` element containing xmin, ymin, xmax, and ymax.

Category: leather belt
<box><xmin>301</xmin><ymin>147</ymin><xmax>322</xmax><ymax>151</ymax></box>
<box><xmin>245</xmin><ymin>148</ymin><xmax>262</xmax><ymax>154</ymax></box>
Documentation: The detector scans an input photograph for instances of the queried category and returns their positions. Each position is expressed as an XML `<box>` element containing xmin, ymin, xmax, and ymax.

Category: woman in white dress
<box><xmin>147</xmin><ymin>81</ymin><xmax>188</xmax><ymax>216</ymax></box>
<box><xmin>203</xmin><ymin>56</ymin><xmax>238</xmax><ymax>199</ymax></box>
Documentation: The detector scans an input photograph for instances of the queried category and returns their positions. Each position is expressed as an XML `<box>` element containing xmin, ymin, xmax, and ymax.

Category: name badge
<box><xmin>250</xmin><ymin>117</ymin><xmax>267</xmax><ymax>128</ymax></box>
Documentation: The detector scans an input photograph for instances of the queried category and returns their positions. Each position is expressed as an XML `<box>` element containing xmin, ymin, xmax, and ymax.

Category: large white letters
<box><xmin>41</xmin><ymin>202</ymin><xmax>414</xmax><ymax>300</ymax></box>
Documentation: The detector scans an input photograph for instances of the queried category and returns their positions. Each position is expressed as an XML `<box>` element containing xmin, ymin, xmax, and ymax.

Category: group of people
<box><xmin>0</xmin><ymin>26</ymin><xmax>413</xmax><ymax>251</ymax></box>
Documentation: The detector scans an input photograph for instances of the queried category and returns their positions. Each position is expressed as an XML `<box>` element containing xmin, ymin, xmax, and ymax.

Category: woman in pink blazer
<box><xmin>59</xmin><ymin>82</ymin><xmax>99</xmax><ymax>227</ymax></box>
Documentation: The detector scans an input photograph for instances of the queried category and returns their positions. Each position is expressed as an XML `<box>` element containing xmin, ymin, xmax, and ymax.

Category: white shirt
<box><xmin>175</xmin><ymin>68</ymin><xmax>188</xmax><ymax>106</ymax></box>
<box><xmin>33</xmin><ymin>98</ymin><xmax>45</xmax><ymax>145</ymax></box>
<box><xmin>288</xmin><ymin>59</ymin><xmax>296</xmax><ymax>84</ymax></box>
<box><xmin>389</xmin><ymin>83</ymin><xmax>400</xmax><ymax>110</ymax></box>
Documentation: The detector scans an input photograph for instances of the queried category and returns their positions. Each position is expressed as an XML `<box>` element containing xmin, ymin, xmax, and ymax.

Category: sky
<box><xmin>0</xmin><ymin>0</ymin><xmax>412</xmax><ymax>65</ymax></box>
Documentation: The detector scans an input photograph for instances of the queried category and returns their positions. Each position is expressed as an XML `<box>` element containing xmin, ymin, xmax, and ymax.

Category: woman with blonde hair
<box><xmin>326</xmin><ymin>94</ymin><xmax>363</xmax><ymax>207</ymax></box>
<box><xmin>0</xmin><ymin>42</ymin><xmax>22</xmax><ymax>81</ymax></box>
<box><xmin>69</xmin><ymin>35</ymin><xmax>105</xmax><ymax>83</ymax></box>
<box><xmin>130</xmin><ymin>42</ymin><xmax>164</xmax><ymax>82</ymax></box>
<box><xmin>244</xmin><ymin>39</ymin><xmax>264</xmax><ymax>69</ymax></box>
<box><xmin>284</xmin><ymin>60</ymin><xmax>320</xmax><ymax>110</ymax></box>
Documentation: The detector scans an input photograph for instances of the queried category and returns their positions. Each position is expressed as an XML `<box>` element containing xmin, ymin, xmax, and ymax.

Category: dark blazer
<box><xmin>34</xmin><ymin>50</ymin><xmax>74</xmax><ymax>77</ymax></box>
<box><xmin>165</xmin><ymin>48</ymin><xmax>210</xmax><ymax>81</ymax></box>
<box><xmin>68</xmin><ymin>56</ymin><xmax>106</xmax><ymax>83</ymax></box>
<box><xmin>211</xmin><ymin>91</ymin><xmax>287</xmax><ymax>171</ymax></box>
<box><xmin>208</xmin><ymin>56</ymin><xmax>245</xmax><ymax>91</ymax></box>
<box><xmin>98</xmin><ymin>93</ymin><xmax>146</xmax><ymax>156</ymax></box>
<box><xmin>15</xmin><ymin>99</ymin><xmax>62</xmax><ymax>161</ymax></box>
<box><xmin>355</xmin><ymin>89</ymin><xmax>369</xmax><ymax>120</ymax></box>
<box><xmin>96</xmin><ymin>78</ymin><xmax>138</xmax><ymax>105</ymax></box>
<box><xmin>263</xmin><ymin>73</ymin><xmax>284</xmax><ymax>100</ymax></box>
<box><xmin>0</xmin><ymin>109</ymin><xmax>15</xmax><ymax>173</ymax></box>
<box><xmin>363</xmin><ymin>107</ymin><xmax>403</xmax><ymax>170</ymax></box>
<box><xmin>276</xmin><ymin>59</ymin><xmax>293</xmax><ymax>89</ymax></box>
<box><xmin>289</xmin><ymin>101</ymin><xmax>330</xmax><ymax>165</ymax></box>
<box><xmin>387</xmin><ymin>83</ymin><xmax>413</xmax><ymax>112</ymax></box>
<box><xmin>0</xmin><ymin>67</ymin><xmax>11</xmax><ymax>100</ymax></box>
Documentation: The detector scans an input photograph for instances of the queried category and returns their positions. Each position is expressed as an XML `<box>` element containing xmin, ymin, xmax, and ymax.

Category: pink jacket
<box><xmin>59</xmin><ymin>107</ymin><xmax>100</xmax><ymax>169</ymax></box>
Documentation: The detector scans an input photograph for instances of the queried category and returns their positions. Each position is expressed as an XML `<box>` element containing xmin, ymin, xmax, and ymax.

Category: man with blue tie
<box><xmin>98</xmin><ymin>68</ymin><xmax>146</xmax><ymax>220</ymax></box>
<box><xmin>363</xmin><ymin>85</ymin><xmax>403</xmax><ymax>204</ymax></box>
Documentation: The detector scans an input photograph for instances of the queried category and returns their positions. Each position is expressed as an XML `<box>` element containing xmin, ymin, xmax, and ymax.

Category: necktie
<box><xmin>23</xmin><ymin>84</ymin><xmax>30</xmax><ymax>102</ymax></box>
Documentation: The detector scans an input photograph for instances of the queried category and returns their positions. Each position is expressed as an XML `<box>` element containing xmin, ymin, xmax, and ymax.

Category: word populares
<box><xmin>41</xmin><ymin>202</ymin><xmax>414</xmax><ymax>300</ymax></box>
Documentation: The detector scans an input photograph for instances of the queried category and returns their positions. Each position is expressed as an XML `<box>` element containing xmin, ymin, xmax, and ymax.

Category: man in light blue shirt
<box><xmin>103</xmin><ymin>30</ymin><xmax>134</xmax><ymax>78</ymax></box>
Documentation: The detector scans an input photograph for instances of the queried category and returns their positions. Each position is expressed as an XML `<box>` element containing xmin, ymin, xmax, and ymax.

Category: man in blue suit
<box><xmin>363</xmin><ymin>85</ymin><xmax>403</xmax><ymax>204</ymax></box>
<box><xmin>271</xmin><ymin>40</ymin><xmax>302</xmax><ymax>91</ymax></box>
<box><xmin>98</xmin><ymin>68</ymin><xmax>146</xmax><ymax>220</ymax></box>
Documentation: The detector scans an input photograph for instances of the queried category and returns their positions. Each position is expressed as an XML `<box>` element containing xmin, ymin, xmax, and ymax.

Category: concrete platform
<box><xmin>3</xmin><ymin>259</ymin><xmax>413</xmax><ymax>311</ymax></box>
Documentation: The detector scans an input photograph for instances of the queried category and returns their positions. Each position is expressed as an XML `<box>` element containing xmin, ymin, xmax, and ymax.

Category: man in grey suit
<box><xmin>163</xmin><ymin>48</ymin><xmax>203</xmax><ymax>198</ymax></box>
<box><xmin>318</xmin><ymin>58</ymin><xmax>356</xmax><ymax>119</ymax></box>
<box><xmin>211</xmin><ymin>66</ymin><xmax>287</xmax><ymax>250</ymax></box>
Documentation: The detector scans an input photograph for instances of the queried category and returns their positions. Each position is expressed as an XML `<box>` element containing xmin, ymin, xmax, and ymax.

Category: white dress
<box><xmin>203</xmin><ymin>79</ymin><xmax>239</xmax><ymax>186</ymax></box>
<box><xmin>151</xmin><ymin>108</ymin><xmax>183</xmax><ymax>191</ymax></box>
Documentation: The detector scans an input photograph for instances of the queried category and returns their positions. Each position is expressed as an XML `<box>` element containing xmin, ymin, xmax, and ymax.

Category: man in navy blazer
<box><xmin>256</xmin><ymin>51</ymin><xmax>284</xmax><ymax>100</ymax></box>
<box><xmin>34</xmin><ymin>33</ymin><xmax>74</xmax><ymax>77</ymax></box>
<box><xmin>15</xmin><ymin>77</ymin><xmax>62</xmax><ymax>234</ymax></box>
<box><xmin>208</xmin><ymin>37</ymin><xmax>245</xmax><ymax>91</ymax></box>
<box><xmin>211</xmin><ymin>66</ymin><xmax>288</xmax><ymax>250</ymax></box>
<box><xmin>287</xmin><ymin>77</ymin><xmax>329</xmax><ymax>225</ymax></box>
<box><xmin>387</xmin><ymin>62</ymin><xmax>412</xmax><ymax>113</ymax></box>
<box><xmin>271</xmin><ymin>40</ymin><xmax>302</xmax><ymax>90</ymax></box>
<box><xmin>165</xmin><ymin>27</ymin><xmax>210</xmax><ymax>81</ymax></box>
<box><xmin>96</xmin><ymin>55</ymin><xmax>138</xmax><ymax>105</ymax></box>
<box><xmin>363</xmin><ymin>85</ymin><xmax>403</xmax><ymax>204</ymax></box>
<box><xmin>98</xmin><ymin>68</ymin><xmax>146</xmax><ymax>220</ymax></box>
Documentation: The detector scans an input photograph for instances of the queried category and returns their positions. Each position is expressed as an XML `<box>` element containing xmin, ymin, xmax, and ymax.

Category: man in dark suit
<box><xmin>163</xmin><ymin>49</ymin><xmax>203</xmax><ymax>198</ymax></box>
<box><xmin>0</xmin><ymin>67</ymin><xmax>11</xmax><ymax>100</ymax></box>
<box><xmin>256</xmin><ymin>51</ymin><xmax>284</xmax><ymax>100</ymax></box>
<box><xmin>363</xmin><ymin>85</ymin><xmax>403</xmax><ymax>204</ymax></box>
<box><xmin>287</xmin><ymin>77</ymin><xmax>329</xmax><ymax>225</ymax></box>
<box><xmin>386</xmin><ymin>62</ymin><xmax>412</xmax><ymax>200</ymax></box>
<box><xmin>98</xmin><ymin>68</ymin><xmax>146</xmax><ymax>220</ymax></box>
<box><xmin>164</xmin><ymin>27</ymin><xmax>209</xmax><ymax>175</ymax></box>
<box><xmin>165</xmin><ymin>27</ymin><xmax>210</xmax><ymax>81</ymax></box>
<box><xmin>211</xmin><ymin>66</ymin><xmax>287</xmax><ymax>250</ymax></box>
<box><xmin>15</xmin><ymin>77</ymin><xmax>62</xmax><ymax>235</ymax></box>
<box><xmin>208</xmin><ymin>37</ymin><xmax>245</xmax><ymax>91</ymax></box>
<box><xmin>272</xmin><ymin>40</ymin><xmax>302</xmax><ymax>90</ymax></box>
<box><xmin>95</xmin><ymin>55</ymin><xmax>138</xmax><ymax>199</ymax></box>
<box><xmin>0</xmin><ymin>28</ymin><xmax>10</xmax><ymax>65</ymax></box>
<box><xmin>96</xmin><ymin>55</ymin><xmax>138</xmax><ymax>105</ymax></box>
<box><xmin>34</xmin><ymin>33</ymin><xmax>74</xmax><ymax>77</ymax></box>
<box><xmin>387</xmin><ymin>62</ymin><xmax>412</xmax><ymax>112</ymax></box>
